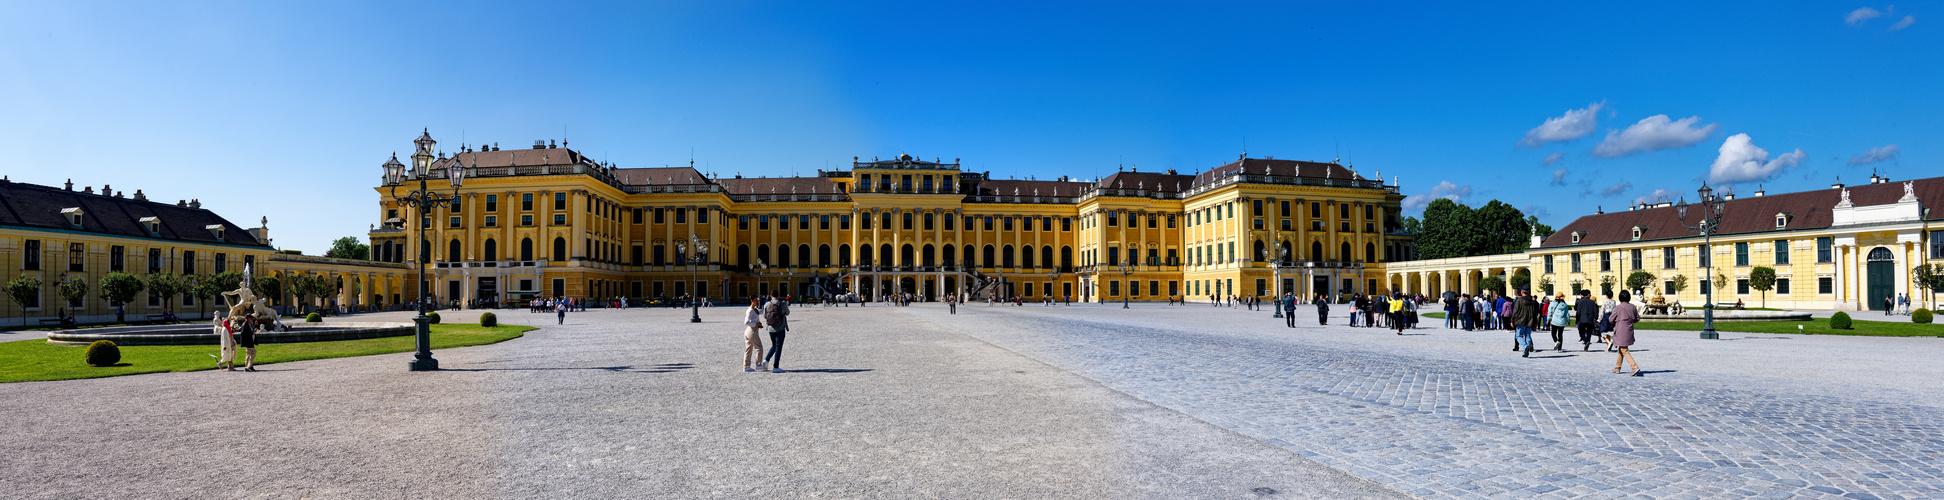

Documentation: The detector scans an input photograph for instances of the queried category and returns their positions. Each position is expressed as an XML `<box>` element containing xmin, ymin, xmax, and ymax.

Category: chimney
<box><xmin>65</xmin><ymin>179</ymin><xmax>73</xmax><ymax>190</ymax></box>
<box><xmin>83</xmin><ymin>186</ymin><xmax>94</xmax><ymax>194</ymax></box>
<box><xmin>103</xmin><ymin>184</ymin><xmax>111</xmax><ymax>194</ymax></box>
<box><xmin>133</xmin><ymin>190</ymin><xmax>147</xmax><ymax>201</ymax></box>
<box><xmin>1832</xmin><ymin>182</ymin><xmax>1844</xmax><ymax>189</ymax></box>
<box><xmin>178</xmin><ymin>200</ymin><xmax>187</xmax><ymax>207</ymax></box>
<box><xmin>1723</xmin><ymin>193</ymin><xmax>1734</xmax><ymax>200</ymax></box>
<box><xmin>189</xmin><ymin>199</ymin><xmax>201</xmax><ymax>209</ymax></box>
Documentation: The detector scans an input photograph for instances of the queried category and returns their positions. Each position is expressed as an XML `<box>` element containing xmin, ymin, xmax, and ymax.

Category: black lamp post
<box><xmin>1118</xmin><ymin>260</ymin><xmax>1132</xmax><ymax>309</ymax></box>
<box><xmin>679</xmin><ymin>236</ymin><xmax>708</xmax><ymax>323</ymax></box>
<box><xmin>1272</xmin><ymin>248</ymin><xmax>1289</xmax><ymax>318</ymax></box>
<box><xmin>1676</xmin><ymin>183</ymin><xmax>1725</xmax><ymax>340</ymax></box>
<box><xmin>384</xmin><ymin>150</ymin><xmax>465</xmax><ymax>371</ymax></box>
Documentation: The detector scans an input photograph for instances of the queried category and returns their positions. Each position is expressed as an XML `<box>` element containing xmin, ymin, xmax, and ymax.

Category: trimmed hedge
<box><xmin>1830</xmin><ymin>311</ymin><xmax>1853</xmax><ymax>330</ymax></box>
<box><xmin>426</xmin><ymin>312</ymin><xmax>441</xmax><ymax>324</ymax></box>
<box><xmin>479</xmin><ymin>312</ymin><xmax>497</xmax><ymax>327</ymax></box>
<box><xmin>305</xmin><ymin>313</ymin><xmax>323</xmax><ymax>322</ymax></box>
<box><xmin>1915</xmin><ymin>308</ymin><xmax>1933</xmax><ymax>324</ymax></box>
<box><xmin>85</xmin><ymin>340</ymin><xmax>121</xmax><ymax>367</ymax></box>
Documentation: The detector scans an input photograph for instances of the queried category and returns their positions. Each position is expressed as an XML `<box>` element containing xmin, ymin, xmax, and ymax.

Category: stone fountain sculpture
<box><xmin>220</xmin><ymin>263</ymin><xmax>287</xmax><ymax>332</ymax></box>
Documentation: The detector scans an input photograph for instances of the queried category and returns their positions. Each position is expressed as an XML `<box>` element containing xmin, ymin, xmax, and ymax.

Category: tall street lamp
<box><xmin>384</xmin><ymin>151</ymin><xmax>465</xmax><ymax>371</ymax></box>
<box><xmin>1272</xmin><ymin>248</ymin><xmax>1289</xmax><ymax>319</ymax></box>
<box><xmin>678</xmin><ymin>235</ymin><xmax>708</xmax><ymax>323</ymax></box>
<box><xmin>1118</xmin><ymin>259</ymin><xmax>1133</xmax><ymax>309</ymax></box>
<box><xmin>1676</xmin><ymin>183</ymin><xmax>1726</xmax><ymax>340</ymax></box>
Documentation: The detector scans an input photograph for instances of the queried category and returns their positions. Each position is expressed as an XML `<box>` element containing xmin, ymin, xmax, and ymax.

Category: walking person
<box><xmin>1611</xmin><ymin>290</ymin><xmax>1643</xmax><ymax>376</ymax></box>
<box><xmin>236</xmin><ymin>313</ymin><xmax>260</xmax><ymax>371</ymax></box>
<box><xmin>1885</xmin><ymin>294</ymin><xmax>1895</xmax><ymax>316</ymax></box>
<box><xmin>215</xmin><ymin>315</ymin><xmax>238</xmax><ymax>371</ymax></box>
<box><xmin>761</xmin><ymin>295</ymin><xmax>791</xmax><ymax>373</ymax></box>
<box><xmin>555</xmin><ymin>298</ymin><xmax>567</xmax><ymax>325</ymax></box>
<box><xmin>1314</xmin><ymin>294</ymin><xmax>1330</xmax><ymax>325</ymax></box>
<box><xmin>1390</xmin><ymin>293</ymin><xmax>1407</xmax><ymax>335</ymax></box>
<box><xmin>1282</xmin><ymin>292</ymin><xmax>1297</xmax><ymax>328</ymax></box>
<box><xmin>1510</xmin><ymin>289</ymin><xmax>1540</xmax><ymax>357</ymax></box>
<box><xmin>742</xmin><ymin>298</ymin><xmax>766</xmax><ymax>372</ymax></box>
<box><xmin>1546</xmin><ymin>293</ymin><xmax>1570</xmax><ymax>351</ymax></box>
<box><xmin>1574</xmin><ymin>290</ymin><xmax>1600</xmax><ymax>351</ymax></box>
<box><xmin>1599</xmin><ymin>291</ymin><xmax>1619</xmax><ymax>351</ymax></box>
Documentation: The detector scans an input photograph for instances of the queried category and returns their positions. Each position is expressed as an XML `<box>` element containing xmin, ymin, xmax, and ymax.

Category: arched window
<box><xmin>942</xmin><ymin>245</ymin><xmax>956</xmax><ymax>266</ymax></box>
<box><xmin>1002</xmin><ymin>245</ymin><xmax>1016</xmax><ymax>268</ymax></box>
<box><xmin>777</xmin><ymin>245</ymin><xmax>791</xmax><ymax>267</ymax></box>
<box><xmin>1365</xmin><ymin>243</ymin><xmax>1377</xmax><ymax>263</ymax></box>
<box><xmin>900</xmin><ymin>244</ymin><xmax>914</xmax><ymax>267</ymax></box>
<box><xmin>963</xmin><ymin>245</ymin><xmax>975</xmax><ymax>267</ymax></box>
<box><xmin>757</xmin><ymin>244</ymin><xmax>771</xmax><ymax>266</ymax></box>
<box><xmin>1279</xmin><ymin>240</ymin><xmax>1292</xmax><ymax>262</ymax></box>
<box><xmin>521</xmin><ymin>238</ymin><xmax>533</xmax><ymax>261</ymax></box>
<box><xmin>881</xmin><ymin>244</ymin><xmax>894</xmax><ymax>266</ymax></box>
<box><xmin>1311</xmin><ymin>241</ymin><xmax>1324</xmax><ymax>261</ymax></box>
<box><xmin>838</xmin><ymin>244</ymin><xmax>851</xmax><ymax>266</ymax></box>
<box><xmin>1041</xmin><ymin>246</ymin><xmax>1053</xmax><ymax>269</ymax></box>
<box><xmin>1868</xmin><ymin>247</ymin><xmax>1894</xmax><ymax>261</ymax></box>
<box><xmin>1020</xmin><ymin>245</ymin><xmax>1035</xmax><ymax>268</ymax></box>
<box><xmin>483</xmin><ymin>239</ymin><xmax>497</xmax><ymax>262</ymax></box>
<box><xmin>738</xmin><ymin>245</ymin><xmax>750</xmax><ymax>266</ymax></box>
<box><xmin>857</xmin><ymin>244</ymin><xmax>871</xmax><ymax>266</ymax></box>
<box><xmin>922</xmin><ymin>245</ymin><xmax>935</xmax><ymax>267</ymax></box>
<box><xmin>448</xmin><ymin>239</ymin><xmax>463</xmax><ymax>262</ymax></box>
<box><xmin>797</xmin><ymin>245</ymin><xmax>810</xmax><ymax>267</ymax></box>
<box><xmin>552</xmin><ymin>237</ymin><xmax>567</xmax><ymax>262</ymax></box>
<box><xmin>1340</xmin><ymin>242</ymin><xmax>1352</xmax><ymax>262</ymax></box>
<box><xmin>819</xmin><ymin>244</ymin><xmax>831</xmax><ymax>267</ymax></box>
<box><xmin>1253</xmin><ymin>240</ymin><xmax>1266</xmax><ymax>262</ymax></box>
<box><xmin>983</xmin><ymin>245</ymin><xmax>996</xmax><ymax>269</ymax></box>
<box><xmin>1061</xmin><ymin>246</ymin><xmax>1073</xmax><ymax>269</ymax></box>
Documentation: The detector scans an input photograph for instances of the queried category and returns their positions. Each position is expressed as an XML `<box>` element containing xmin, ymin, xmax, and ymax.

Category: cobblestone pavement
<box><xmin>920</xmin><ymin>302</ymin><xmax>1944</xmax><ymax>499</ymax></box>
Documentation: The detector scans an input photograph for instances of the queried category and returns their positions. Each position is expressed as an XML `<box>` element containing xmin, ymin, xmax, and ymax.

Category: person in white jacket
<box><xmin>742</xmin><ymin>297</ymin><xmax>766</xmax><ymax>372</ymax></box>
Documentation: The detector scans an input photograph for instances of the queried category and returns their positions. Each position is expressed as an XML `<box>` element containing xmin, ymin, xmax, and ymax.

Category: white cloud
<box><xmin>1708</xmin><ymin>133</ymin><xmax>1807</xmax><ymax>184</ymax></box>
<box><xmin>1633</xmin><ymin>188</ymin><xmax>1679</xmax><ymax>206</ymax></box>
<box><xmin>1401</xmin><ymin>181</ymin><xmax>1473</xmax><ymax>211</ymax></box>
<box><xmin>1551</xmin><ymin>168</ymin><xmax>1569</xmax><ymax>186</ymax></box>
<box><xmin>1592</xmin><ymin>115</ymin><xmax>1720</xmax><ymax>158</ymax></box>
<box><xmin>1541</xmin><ymin>151</ymin><xmax>1565</xmax><ymax>166</ymax></box>
<box><xmin>1891</xmin><ymin>15</ymin><xmax>1916</xmax><ymax>30</ymax></box>
<box><xmin>1847</xmin><ymin>144</ymin><xmax>1901</xmax><ymax>165</ymax></box>
<box><xmin>1848</xmin><ymin>7</ymin><xmax>1884</xmax><ymax>26</ymax></box>
<box><xmin>1600</xmin><ymin>181</ymin><xmax>1633</xmax><ymax>197</ymax></box>
<box><xmin>1517</xmin><ymin>102</ymin><xmax>1604</xmax><ymax>148</ymax></box>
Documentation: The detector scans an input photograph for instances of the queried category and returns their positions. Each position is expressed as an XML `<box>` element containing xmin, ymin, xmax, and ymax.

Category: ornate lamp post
<box><xmin>1676</xmin><ymin>183</ymin><xmax>1726</xmax><ymax>340</ymax></box>
<box><xmin>1118</xmin><ymin>259</ymin><xmax>1133</xmax><ymax>309</ymax></box>
<box><xmin>678</xmin><ymin>235</ymin><xmax>708</xmax><ymax>323</ymax></box>
<box><xmin>1272</xmin><ymin>248</ymin><xmax>1289</xmax><ymax>318</ymax></box>
<box><xmin>384</xmin><ymin>151</ymin><xmax>465</xmax><ymax>371</ymax></box>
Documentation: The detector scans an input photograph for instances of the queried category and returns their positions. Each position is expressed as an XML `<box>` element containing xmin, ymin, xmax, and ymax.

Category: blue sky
<box><xmin>2</xmin><ymin>1</ymin><xmax>1937</xmax><ymax>253</ymax></box>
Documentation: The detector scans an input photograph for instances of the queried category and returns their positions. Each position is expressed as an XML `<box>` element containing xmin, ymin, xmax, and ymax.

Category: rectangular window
<box><xmin>148</xmin><ymin>248</ymin><xmax>161</xmax><ymax>274</ymax></box>
<box><xmin>1736</xmin><ymin>279</ymin><xmax>1749</xmax><ymax>294</ymax></box>
<box><xmin>1735</xmin><ymin>242</ymin><xmax>1749</xmax><ymax>266</ymax></box>
<box><xmin>631</xmin><ymin>246</ymin><xmax>643</xmax><ymax>266</ymax></box>
<box><xmin>1664</xmin><ymin>280</ymin><xmax>1677</xmax><ymax>296</ymax></box>
<box><xmin>1252</xmin><ymin>199</ymin><xmax>1264</xmax><ymax>216</ymax></box>
<box><xmin>110</xmin><ymin>245</ymin><xmax>125</xmax><ymax>272</ymax></box>
<box><xmin>1630</xmin><ymin>248</ymin><xmax>1643</xmax><ymax>270</ymax></box>
<box><xmin>1165</xmin><ymin>215</ymin><xmax>1175</xmax><ymax>228</ymax></box>
<box><xmin>1774</xmin><ymin>240</ymin><xmax>1790</xmax><ymax>265</ymax></box>
<box><xmin>1063</xmin><ymin>218</ymin><xmax>1073</xmax><ymax>231</ymax></box>
<box><xmin>1663</xmin><ymin>247</ymin><xmax>1676</xmax><ymax>269</ymax></box>
<box><xmin>1254</xmin><ymin>219</ymin><xmax>1265</xmax><ymax>230</ymax></box>
<box><xmin>1364</xmin><ymin>205</ymin><xmax>1374</xmax><ymax>220</ymax></box>
<box><xmin>1109</xmin><ymin>280</ymin><xmax>1120</xmax><ymax>297</ymax></box>
<box><xmin>1046</xmin><ymin>217</ymin><xmax>1055</xmax><ymax>232</ymax></box>
<box><xmin>1776</xmin><ymin>278</ymin><xmax>1791</xmax><ymax>295</ymax></box>
<box><xmin>1280</xmin><ymin>201</ymin><xmax>1291</xmax><ymax>217</ymax></box>
<box><xmin>485</xmin><ymin>216</ymin><xmax>497</xmax><ymax>227</ymax></box>
<box><xmin>485</xmin><ymin>194</ymin><xmax>497</xmax><ymax>212</ymax></box>
<box><xmin>1698</xmin><ymin>244</ymin><xmax>1712</xmax><ymax>268</ymax></box>
<box><xmin>1570</xmin><ymin>253</ymin><xmax>1582</xmax><ymax>273</ymax></box>
<box><xmin>554</xmin><ymin>192</ymin><xmax>566</xmax><ymax>210</ymax></box>
<box><xmin>654</xmin><ymin>208</ymin><xmax>666</xmax><ymax>224</ymax></box>
<box><xmin>68</xmin><ymin>242</ymin><xmax>85</xmax><ymax>272</ymax></box>
<box><xmin>522</xmin><ymin>193</ymin><xmax>533</xmax><ymax>211</ymax></box>
<box><xmin>1106</xmin><ymin>213</ymin><xmax>1117</xmax><ymax>227</ymax></box>
<box><xmin>983</xmin><ymin>217</ymin><xmax>993</xmax><ymax>231</ymax></box>
<box><xmin>450</xmin><ymin>216</ymin><xmax>461</xmax><ymax>228</ymax></box>
<box><xmin>553</xmin><ymin>214</ymin><xmax>566</xmax><ymax>225</ymax></box>
<box><xmin>1819</xmin><ymin>277</ymin><xmax>1833</xmax><ymax>294</ymax></box>
<box><xmin>214</xmin><ymin>253</ymin><xmax>227</xmax><ymax>273</ymax></box>
<box><xmin>760</xmin><ymin>216</ymin><xmax>771</xmax><ymax>231</ymax></box>
<box><xmin>633</xmin><ymin>209</ymin><xmax>643</xmax><ymax>224</ymax></box>
<box><xmin>182</xmin><ymin>250</ymin><xmax>196</xmax><ymax>274</ymax></box>
<box><xmin>1599</xmin><ymin>251</ymin><xmax>1612</xmax><ymax>272</ymax></box>
<box><xmin>1310</xmin><ymin>202</ymin><xmax>1321</xmax><ymax>217</ymax></box>
<box><xmin>23</xmin><ymin>240</ymin><xmax>40</xmax><ymax>270</ymax></box>
<box><xmin>522</xmin><ymin>215</ymin><xmax>533</xmax><ymax>226</ymax></box>
<box><xmin>1168</xmin><ymin>281</ymin><xmax>1179</xmax><ymax>296</ymax></box>
<box><xmin>675</xmin><ymin>209</ymin><xmax>687</xmax><ymax>224</ymax></box>
<box><xmin>901</xmin><ymin>213</ymin><xmax>912</xmax><ymax>230</ymax></box>
<box><xmin>843</xmin><ymin>215</ymin><xmax>854</xmax><ymax>230</ymax></box>
<box><xmin>1338</xmin><ymin>203</ymin><xmax>1350</xmax><ymax>219</ymax></box>
<box><xmin>822</xmin><ymin>215</ymin><xmax>833</xmax><ymax>231</ymax></box>
<box><xmin>698</xmin><ymin>209</ymin><xmax>709</xmax><ymax>224</ymax></box>
<box><xmin>920</xmin><ymin>214</ymin><xmax>931</xmax><ymax>231</ymax></box>
<box><xmin>1933</xmin><ymin>231</ymin><xmax>1944</xmax><ymax>259</ymax></box>
<box><xmin>1167</xmin><ymin>249</ymin><xmax>1178</xmax><ymax>265</ymax></box>
<box><xmin>1544</xmin><ymin>255</ymin><xmax>1554</xmax><ymax>274</ymax></box>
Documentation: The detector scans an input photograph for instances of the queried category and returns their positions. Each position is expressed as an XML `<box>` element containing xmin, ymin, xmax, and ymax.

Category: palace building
<box><xmin>1384</xmin><ymin>173</ymin><xmax>1944</xmax><ymax>311</ymax></box>
<box><xmin>370</xmin><ymin>131</ymin><xmax>1412</xmax><ymax>305</ymax></box>
<box><xmin>0</xmin><ymin>178</ymin><xmax>411</xmax><ymax>326</ymax></box>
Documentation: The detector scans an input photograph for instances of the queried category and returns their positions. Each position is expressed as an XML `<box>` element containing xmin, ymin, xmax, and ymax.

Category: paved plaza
<box><xmin>1</xmin><ymin>303</ymin><xmax>1941</xmax><ymax>498</ymax></box>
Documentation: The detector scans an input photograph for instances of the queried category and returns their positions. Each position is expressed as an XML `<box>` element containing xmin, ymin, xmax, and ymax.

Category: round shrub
<box><xmin>426</xmin><ymin>311</ymin><xmax>441</xmax><ymax>324</ymax></box>
<box><xmin>1829</xmin><ymin>311</ymin><xmax>1853</xmax><ymax>330</ymax></box>
<box><xmin>1914</xmin><ymin>308</ymin><xmax>1934</xmax><ymax>324</ymax></box>
<box><xmin>305</xmin><ymin>313</ymin><xmax>323</xmax><ymax>323</ymax></box>
<box><xmin>479</xmin><ymin>312</ymin><xmax>497</xmax><ymax>327</ymax></box>
<box><xmin>84</xmin><ymin>340</ymin><xmax>120</xmax><ymax>367</ymax></box>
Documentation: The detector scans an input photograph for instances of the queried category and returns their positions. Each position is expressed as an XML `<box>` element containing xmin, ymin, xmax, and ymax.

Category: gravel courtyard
<box><xmin>2</xmin><ymin>302</ymin><xmax>1940</xmax><ymax>498</ymax></box>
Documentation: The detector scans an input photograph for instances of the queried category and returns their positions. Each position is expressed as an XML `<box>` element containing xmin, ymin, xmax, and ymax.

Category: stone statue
<box><xmin>220</xmin><ymin>263</ymin><xmax>286</xmax><ymax>332</ymax></box>
<box><xmin>1840</xmin><ymin>188</ymin><xmax>1852</xmax><ymax>205</ymax></box>
<box><xmin>1902</xmin><ymin>181</ymin><xmax>1918</xmax><ymax>202</ymax></box>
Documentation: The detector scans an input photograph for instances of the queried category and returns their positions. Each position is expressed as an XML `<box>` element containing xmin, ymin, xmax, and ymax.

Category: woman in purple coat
<box><xmin>1609</xmin><ymin>290</ymin><xmax>1642</xmax><ymax>376</ymax></box>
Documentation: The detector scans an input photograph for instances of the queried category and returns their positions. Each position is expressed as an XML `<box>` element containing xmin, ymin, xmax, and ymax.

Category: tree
<box><xmin>144</xmin><ymin>273</ymin><xmax>186</xmax><ymax>314</ymax></box>
<box><xmin>1418</xmin><ymin>198</ymin><xmax>1477</xmax><ymax>260</ymax></box>
<box><xmin>1748</xmin><ymin>266</ymin><xmax>1776</xmax><ymax>308</ymax></box>
<box><xmin>1539</xmin><ymin>276</ymin><xmax>1555</xmax><ymax>296</ymax></box>
<box><xmin>326</xmin><ymin>236</ymin><xmax>371</xmax><ymax>261</ymax></box>
<box><xmin>1510</xmin><ymin>272</ymin><xmax>1531</xmax><ymax>293</ymax></box>
<box><xmin>98</xmin><ymin>272</ymin><xmax>145</xmax><ymax>307</ymax></box>
<box><xmin>5</xmin><ymin>277</ymin><xmax>41</xmax><ymax>327</ymax></box>
<box><xmin>193</xmin><ymin>271</ymin><xmax>244</xmax><ymax>317</ymax></box>
<box><xmin>252</xmin><ymin>276</ymin><xmax>283</xmax><ymax>306</ymax></box>
<box><xmin>1712</xmin><ymin>272</ymin><xmax>1729</xmax><ymax>308</ymax></box>
<box><xmin>1669</xmin><ymin>274</ymin><xmax>1690</xmax><ymax>299</ymax></box>
<box><xmin>1526</xmin><ymin>215</ymin><xmax>1555</xmax><ymax>239</ymax></box>
<box><xmin>55</xmin><ymin>276</ymin><xmax>90</xmax><ymax>313</ymax></box>
<box><xmin>1598</xmin><ymin>275</ymin><xmax>1616</xmax><ymax>296</ymax></box>
<box><xmin>289</xmin><ymin>275</ymin><xmax>317</xmax><ymax>314</ymax></box>
<box><xmin>1475</xmin><ymin>200</ymin><xmax>1533</xmax><ymax>255</ymax></box>
<box><xmin>1914</xmin><ymin>264</ymin><xmax>1943</xmax><ymax>310</ymax></box>
<box><xmin>1480</xmin><ymin>276</ymin><xmax>1506</xmax><ymax>296</ymax></box>
<box><xmin>1625</xmin><ymin>271</ymin><xmax>1655</xmax><ymax>297</ymax></box>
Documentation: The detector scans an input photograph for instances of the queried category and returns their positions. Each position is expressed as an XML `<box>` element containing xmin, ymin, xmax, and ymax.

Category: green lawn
<box><xmin>0</xmin><ymin>324</ymin><xmax>533</xmax><ymax>383</ymax></box>
<box><xmin>1420</xmin><ymin>312</ymin><xmax>1939</xmax><ymax>337</ymax></box>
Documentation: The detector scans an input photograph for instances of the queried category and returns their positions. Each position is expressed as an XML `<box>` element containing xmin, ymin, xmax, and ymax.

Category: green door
<box><xmin>1866</xmin><ymin>247</ymin><xmax>1895</xmax><ymax>311</ymax></box>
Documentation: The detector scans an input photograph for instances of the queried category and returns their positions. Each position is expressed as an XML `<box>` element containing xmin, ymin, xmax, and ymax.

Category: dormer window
<box><xmin>60</xmin><ymin>207</ymin><xmax>84</xmax><ymax>228</ymax></box>
<box><xmin>139</xmin><ymin>217</ymin><xmax>162</xmax><ymax>237</ymax></box>
<box><xmin>1775</xmin><ymin>212</ymin><xmax>1793</xmax><ymax>228</ymax></box>
<box><xmin>1631</xmin><ymin>226</ymin><xmax>1646</xmax><ymax>241</ymax></box>
<box><xmin>1571</xmin><ymin>231</ymin><xmax>1586</xmax><ymax>244</ymax></box>
<box><xmin>206</xmin><ymin>224</ymin><xmax>226</xmax><ymax>240</ymax></box>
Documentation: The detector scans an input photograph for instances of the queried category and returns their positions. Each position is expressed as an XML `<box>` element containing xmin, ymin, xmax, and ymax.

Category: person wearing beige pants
<box><xmin>743</xmin><ymin>297</ymin><xmax>765</xmax><ymax>372</ymax></box>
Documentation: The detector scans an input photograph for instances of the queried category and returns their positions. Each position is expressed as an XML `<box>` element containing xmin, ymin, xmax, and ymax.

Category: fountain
<box><xmin>44</xmin><ymin>263</ymin><xmax>414</xmax><ymax>346</ymax></box>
